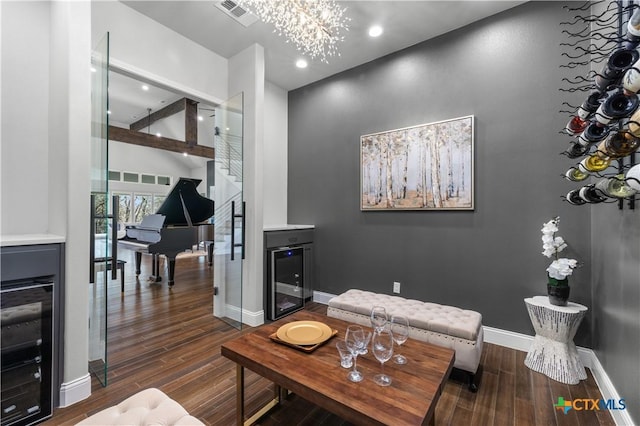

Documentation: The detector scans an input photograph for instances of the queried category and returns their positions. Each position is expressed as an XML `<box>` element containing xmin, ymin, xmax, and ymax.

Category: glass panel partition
<box><xmin>214</xmin><ymin>93</ymin><xmax>244</xmax><ymax>329</ymax></box>
<box><xmin>89</xmin><ymin>32</ymin><xmax>109</xmax><ymax>386</ymax></box>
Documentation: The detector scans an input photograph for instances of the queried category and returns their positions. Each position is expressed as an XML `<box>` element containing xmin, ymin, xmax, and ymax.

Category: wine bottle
<box><xmin>577</xmin><ymin>122</ymin><xmax>610</xmax><ymax>147</ymax></box>
<box><xmin>594</xmin><ymin>175</ymin><xmax>637</xmax><ymax>198</ymax></box>
<box><xmin>628</xmin><ymin>7</ymin><xmax>640</xmax><ymax>38</ymax></box>
<box><xmin>595</xmin><ymin>72</ymin><xmax>617</xmax><ymax>93</ymax></box>
<box><xmin>628</xmin><ymin>107</ymin><xmax>640</xmax><ymax>137</ymax></box>
<box><xmin>563</xmin><ymin>142</ymin><xmax>590</xmax><ymax>159</ymax></box>
<box><xmin>579</xmin><ymin>154</ymin><xmax>611</xmax><ymax>173</ymax></box>
<box><xmin>626</xmin><ymin>164</ymin><xmax>640</xmax><ymax>191</ymax></box>
<box><xmin>623</xmin><ymin>59</ymin><xmax>640</xmax><ymax>95</ymax></box>
<box><xmin>608</xmin><ymin>48</ymin><xmax>640</xmax><ymax>74</ymax></box>
<box><xmin>596</xmin><ymin>131</ymin><xmax>640</xmax><ymax>159</ymax></box>
<box><xmin>579</xmin><ymin>184</ymin><xmax>608</xmax><ymax>203</ymax></box>
<box><xmin>595</xmin><ymin>49</ymin><xmax>639</xmax><ymax>92</ymax></box>
<box><xmin>565</xmin><ymin>166</ymin><xmax>589</xmax><ymax>182</ymax></box>
<box><xmin>566</xmin><ymin>189</ymin><xmax>587</xmax><ymax>205</ymax></box>
<box><xmin>595</xmin><ymin>92</ymin><xmax>640</xmax><ymax>125</ymax></box>
<box><xmin>580</xmin><ymin>92</ymin><xmax>603</xmax><ymax>116</ymax></box>
<box><xmin>565</xmin><ymin>116</ymin><xmax>589</xmax><ymax>136</ymax></box>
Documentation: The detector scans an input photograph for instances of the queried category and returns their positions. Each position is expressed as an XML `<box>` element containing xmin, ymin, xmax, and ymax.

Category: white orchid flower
<box><xmin>541</xmin><ymin>217</ymin><xmax>578</xmax><ymax>281</ymax></box>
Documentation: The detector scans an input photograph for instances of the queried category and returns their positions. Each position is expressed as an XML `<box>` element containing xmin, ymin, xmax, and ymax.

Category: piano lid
<box><xmin>156</xmin><ymin>178</ymin><xmax>214</xmax><ymax>226</ymax></box>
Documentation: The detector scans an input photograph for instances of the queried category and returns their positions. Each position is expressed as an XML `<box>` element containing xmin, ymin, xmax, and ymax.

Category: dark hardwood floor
<box><xmin>46</xmin><ymin>248</ymin><xmax>615</xmax><ymax>426</ymax></box>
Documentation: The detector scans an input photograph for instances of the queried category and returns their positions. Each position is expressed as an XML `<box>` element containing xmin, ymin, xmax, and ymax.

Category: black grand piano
<box><xmin>125</xmin><ymin>178</ymin><xmax>214</xmax><ymax>286</ymax></box>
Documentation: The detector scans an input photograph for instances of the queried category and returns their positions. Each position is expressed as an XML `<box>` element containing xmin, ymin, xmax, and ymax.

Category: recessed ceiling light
<box><xmin>183</xmin><ymin>152</ymin><xmax>188</xmax><ymax>157</ymax></box>
<box><xmin>90</xmin><ymin>67</ymin><xmax>97</xmax><ymax>73</ymax></box>
<box><xmin>296</xmin><ymin>59</ymin><xmax>308</xmax><ymax>69</ymax></box>
<box><xmin>198</xmin><ymin>115</ymin><xmax>204</xmax><ymax>121</ymax></box>
<box><xmin>368</xmin><ymin>25</ymin><xmax>383</xmax><ymax>38</ymax></box>
<box><xmin>156</xmin><ymin>132</ymin><xmax>162</xmax><ymax>137</ymax></box>
<box><xmin>141</xmin><ymin>85</ymin><xmax>149</xmax><ymax>91</ymax></box>
<box><xmin>106</xmin><ymin>110</ymin><xmax>111</xmax><ymax>115</ymax></box>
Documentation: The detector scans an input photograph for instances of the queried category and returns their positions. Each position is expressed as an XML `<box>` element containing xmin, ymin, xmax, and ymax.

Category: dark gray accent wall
<box><xmin>591</xmin><ymin>207</ymin><xmax>640</xmax><ymax>422</ymax></box>
<box><xmin>288</xmin><ymin>1</ymin><xmax>593</xmax><ymax>344</ymax></box>
<box><xmin>289</xmin><ymin>1</ymin><xmax>639</xmax><ymax>421</ymax></box>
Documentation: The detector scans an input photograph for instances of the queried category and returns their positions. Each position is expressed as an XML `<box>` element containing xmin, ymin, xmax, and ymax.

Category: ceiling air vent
<box><xmin>214</xmin><ymin>0</ymin><xmax>259</xmax><ymax>27</ymax></box>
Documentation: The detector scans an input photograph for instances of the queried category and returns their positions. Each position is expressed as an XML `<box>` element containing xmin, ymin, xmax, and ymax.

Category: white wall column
<box><xmin>263</xmin><ymin>82</ymin><xmax>288</xmax><ymax>227</ymax></box>
<box><xmin>228</xmin><ymin>44</ymin><xmax>265</xmax><ymax>324</ymax></box>
<box><xmin>49</xmin><ymin>0</ymin><xmax>92</xmax><ymax>405</ymax></box>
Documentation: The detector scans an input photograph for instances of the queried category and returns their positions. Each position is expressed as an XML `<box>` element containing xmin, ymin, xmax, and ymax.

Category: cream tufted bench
<box><xmin>327</xmin><ymin>289</ymin><xmax>484</xmax><ymax>391</ymax></box>
<box><xmin>76</xmin><ymin>388</ymin><xmax>204</xmax><ymax>425</ymax></box>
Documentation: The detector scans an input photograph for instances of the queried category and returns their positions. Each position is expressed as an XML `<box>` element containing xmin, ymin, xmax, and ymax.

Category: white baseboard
<box><xmin>482</xmin><ymin>325</ymin><xmax>594</xmax><ymax>369</ymax></box>
<box><xmin>312</xmin><ymin>291</ymin><xmax>631</xmax><ymax>425</ymax></box>
<box><xmin>584</xmin><ymin>351</ymin><xmax>635</xmax><ymax>426</ymax></box>
<box><xmin>58</xmin><ymin>373</ymin><xmax>91</xmax><ymax>407</ymax></box>
<box><xmin>313</xmin><ymin>290</ymin><xmax>336</xmax><ymax>305</ymax></box>
<box><xmin>224</xmin><ymin>303</ymin><xmax>264</xmax><ymax>327</ymax></box>
<box><xmin>241</xmin><ymin>309</ymin><xmax>264</xmax><ymax>327</ymax></box>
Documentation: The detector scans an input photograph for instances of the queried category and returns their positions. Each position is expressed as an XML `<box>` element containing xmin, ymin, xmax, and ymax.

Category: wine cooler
<box><xmin>267</xmin><ymin>247</ymin><xmax>304</xmax><ymax>320</ymax></box>
<box><xmin>1</xmin><ymin>279</ymin><xmax>53</xmax><ymax>426</ymax></box>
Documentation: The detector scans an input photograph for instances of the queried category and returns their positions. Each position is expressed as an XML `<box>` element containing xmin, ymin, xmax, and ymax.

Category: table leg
<box><xmin>236</xmin><ymin>366</ymin><xmax>282</xmax><ymax>426</ymax></box>
<box><xmin>236</xmin><ymin>365</ymin><xmax>244</xmax><ymax>426</ymax></box>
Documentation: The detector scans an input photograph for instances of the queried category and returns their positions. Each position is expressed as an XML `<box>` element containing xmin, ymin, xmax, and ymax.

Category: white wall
<box><xmin>108</xmin><ymin>141</ymin><xmax>208</xmax><ymax>215</ymax></box>
<box><xmin>2</xmin><ymin>0</ymin><xmax>93</xmax><ymax>405</ymax></box>
<box><xmin>1</xmin><ymin>1</ymin><xmax>51</xmax><ymax>235</ymax></box>
<box><xmin>263</xmin><ymin>81</ymin><xmax>288</xmax><ymax>227</ymax></box>
<box><xmin>109</xmin><ymin>141</ymin><xmax>196</xmax><ymax>179</ymax></box>
<box><xmin>92</xmin><ymin>0</ymin><xmax>228</xmax><ymax>104</ymax></box>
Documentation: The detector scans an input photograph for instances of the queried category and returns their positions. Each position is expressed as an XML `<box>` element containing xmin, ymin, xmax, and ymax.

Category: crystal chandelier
<box><xmin>240</xmin><ymin>0</ymin><xmax>349</xmax><ymax>63</ymax></box>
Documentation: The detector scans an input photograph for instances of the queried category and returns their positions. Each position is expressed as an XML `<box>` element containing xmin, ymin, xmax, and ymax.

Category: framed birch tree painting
<box><xmin>360</xmin><ymin>115</ymin><xmax>474</xmax><ymax>211</ymax></box>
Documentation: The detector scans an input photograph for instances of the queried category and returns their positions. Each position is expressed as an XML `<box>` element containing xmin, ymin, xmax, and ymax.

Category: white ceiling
<box><xmin>108</xmin><ymin>71</ymin><xmax>182</xmax><ymax>126</ymax></box>
<box><xmin>120</xmin><ymin>0</ymin><xmax>526</xmax><ymax>92</ymax></box>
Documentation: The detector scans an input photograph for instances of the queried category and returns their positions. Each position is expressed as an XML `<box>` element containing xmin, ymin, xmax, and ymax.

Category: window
<box><xmin>123</xmin><ymin>172</ymin><xmax>139</xmax><ymax>183</ymax></box>
<box><xmin>114</xmin><ymin>193</ymin><xmax>132</xmax><ymax>224</ymax></box>
<box><xmin>141</xmin><ymin>174</ymin><xmax>155</xmax><ymax>184</ymax></box>
<box><xmin>108</xmin><ymin>171</ymin><xmax>121</xmax><ymax>181</ymax></box>
<box><xmin>93</xmin><ymin>193</ymin><xmax>107</xmax><ymax>234</ymax></box>
<box><xmin>153</xmin><ymin>195</ymin><xmax>166</xmax><ymax>212</ymax></box>
<box><xmin>133</xmin><ymin>194</ymin><xmax>153</xmax><ymax>223</ymax></box>
<box><xmin>157</xmin><ymin>176</ymin><xmax>171</xmax><ymax>186</ymax></box>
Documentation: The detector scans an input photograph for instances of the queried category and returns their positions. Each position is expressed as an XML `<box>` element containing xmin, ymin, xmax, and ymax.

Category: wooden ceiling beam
<box><xmin>109</xmin><ymin>125</ymin><xmax>214</xmax><ymax>159</ymax></box>
<box><xmin>129</xmin><ymin>97</ymin><xmax>195</xmax><ymax>132</ymax></box>
<box><xmin>185</xmin><ymin>98</ymin><xmax>198</xmax><ymax>147</ymax></box>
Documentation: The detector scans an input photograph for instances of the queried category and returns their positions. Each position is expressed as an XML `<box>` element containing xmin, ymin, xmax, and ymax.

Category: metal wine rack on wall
<box><xmin>559</xmin><ymin>0</ymin><xmax>640</xmax><ymax>209</ymax></box>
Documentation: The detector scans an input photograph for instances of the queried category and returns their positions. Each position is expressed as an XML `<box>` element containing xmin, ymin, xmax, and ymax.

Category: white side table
<box><xmin>524</xmin><ymin>296</ymin><xmax>588</xmax><ymax>385</ymax></box>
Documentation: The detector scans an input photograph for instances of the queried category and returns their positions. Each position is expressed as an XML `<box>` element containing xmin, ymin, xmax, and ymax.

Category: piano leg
<box><xmin>150</xmin><ymin>254</ymin><xmax>162</xmax><ymax>282</ymax></box>
<box><xmin>135</xmin><ymin>251</ymin><xmax>142</xmax><ymax>276</ymax></box>
<box><xmin>207</xmin><ymin>242</ymin><xmax>214</xmax><ymax>266</ymax></box>
<box><xmin>167</xmin><ymin>257</ymin><xmax>176</xmax><ymax>287</ymax></box>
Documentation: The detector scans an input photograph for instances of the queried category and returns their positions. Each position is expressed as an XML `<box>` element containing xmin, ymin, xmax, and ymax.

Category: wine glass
<box><xmin>344</xmin><ymin>325</ymin><xmax>365</xmax><ymax>382</ymax></box>
<box><xmin>372</xmin><ymin>330</ymin><xmax>394</xmax><ymax>386</ymax></box>
<box><xmin>390</xmin><ymin>315</ymin><xmax>409</xmax><ymax>364</ymax></box>
<box><xmin>370</xmin><ymin>306</ymin><xmax>388</xmax><ymax>333</ymax></box>
<box><xmin>358</xmin><ymin>330</ymin><xmax>372</xmax><ymax>355</ymax></box>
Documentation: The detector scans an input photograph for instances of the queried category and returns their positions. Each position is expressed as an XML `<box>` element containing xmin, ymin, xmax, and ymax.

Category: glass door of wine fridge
<box><xmin>1</xmin><ymin>280</ymin><xmax>53</xmax><ymax>426</ymax></box>
<box><xmin>268</xmin><ymin>247</ymin><xmax>304</xmax><ymax>320</ymax></box>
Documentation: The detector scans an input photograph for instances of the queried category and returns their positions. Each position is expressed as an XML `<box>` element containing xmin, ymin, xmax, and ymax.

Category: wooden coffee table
<box><xmin>221</xmin><ymin>310</ymin><xmax>455</xmax><ymax>426</ymax></box>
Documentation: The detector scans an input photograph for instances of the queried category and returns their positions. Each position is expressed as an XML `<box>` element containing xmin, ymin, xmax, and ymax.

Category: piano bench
<box><xmin>96</xmin><ymin>258</ymin><xmax>127</xmax><ymax>292</ymax></box>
